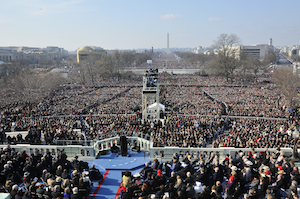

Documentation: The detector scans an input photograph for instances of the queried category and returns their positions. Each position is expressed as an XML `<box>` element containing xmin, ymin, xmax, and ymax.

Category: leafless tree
<box><xmin>0</xmin><ymin>68</ymin><xmax>63</xmax><ymax>103</ymax></box>
<box><xmin>209</xmin><ymin>33</ymin><xmax>241</xmax><ymax>81</ymax></box>
<box><xmin>239</xmin><ymin>49</ymin><xmax>252</xmax><ymax>76</ymax></box>
<box><xmin>264</xmin><ymin>52</ymin><xmax>277</xmax><ymax>65</ymax></box>
<box><xmin>248</xmin><ymin>56</ymin><xmax>263</xmax><ymax>76</ymax></box>
<box><xmin>97</xmin><ymin>54</ymin><xmax>117</xmax><ymax>77</ymax></box>
<box><xmin>272</xmin><ymin>67</ymin><xmax>300</xmax><ymax>108</ymax></box>
<box><xmin>291</xmin><ymin>54</ymin><xmax>300</xmax><ymax>62</ymax></box>
<box><xmin>121</xmin><ymin>52</ymin><xmax>135</xmax><ymax>67</ymax></box>
<box><xmin>78</xmin><ymin>54</ymin><xmax>102</xmax><ymax>83</ymax></box>
<box><xmin>174</xmin><ymin>52</ymin><xmax>215</xmax><ymax>68</ymax></box>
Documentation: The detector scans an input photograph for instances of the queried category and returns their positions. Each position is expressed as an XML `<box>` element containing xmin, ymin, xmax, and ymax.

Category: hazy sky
<box><xmin>1</xmin><ymin>0</ymin><xmax>299</xmax><ymax>51</ymax></box>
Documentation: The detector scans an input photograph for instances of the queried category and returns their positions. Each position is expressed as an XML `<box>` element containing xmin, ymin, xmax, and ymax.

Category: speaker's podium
<box><xmin>120</xmin><ymin>136</ymin><xmax>128</xmax><ymax>156</ymax></box>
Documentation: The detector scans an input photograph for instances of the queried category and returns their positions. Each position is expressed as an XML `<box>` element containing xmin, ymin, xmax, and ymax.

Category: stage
<box><xmin>88</xmin><ymin>151</ymin><xmax>149</xmax><ymax>199</ymax></box>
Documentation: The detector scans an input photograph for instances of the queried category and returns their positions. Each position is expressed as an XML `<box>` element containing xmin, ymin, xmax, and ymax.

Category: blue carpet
<box><xmin>92</xmin><ymin>151</ymin><xmax>149</xmax><ymax>171</ymax></box>
<box><xmin>87</xmin><ymin>151</ymin><xmax>149</xmax><ymax>199</ymax></box>
<box><xmin>90</xmin><ymin>170</ymin><xmax>122</xmax><ymax>199</ymax></box>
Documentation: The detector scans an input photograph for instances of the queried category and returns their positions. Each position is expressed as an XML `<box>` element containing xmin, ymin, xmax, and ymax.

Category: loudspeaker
<box><xmin>120</xmin><ymin>136</ymin><xmax>128</xmax><ymax>156</ymax></box>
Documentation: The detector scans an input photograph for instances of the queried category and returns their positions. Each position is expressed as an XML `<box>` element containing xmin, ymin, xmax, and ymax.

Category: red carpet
<box><xmin>91</xmin><ymin>170</ymin><xmax>109</xmax><ymax>199</ymax></box>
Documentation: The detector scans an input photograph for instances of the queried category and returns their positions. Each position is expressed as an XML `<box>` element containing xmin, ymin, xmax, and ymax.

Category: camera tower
<box><xmin>142</xmin><ymin>69</ymin><xmax>160</xmax><ymax>123</ymax></box>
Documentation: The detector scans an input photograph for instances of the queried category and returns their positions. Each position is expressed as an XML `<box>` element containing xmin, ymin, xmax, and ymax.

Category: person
<box><xmin>70</xmin><ymin>187</ymin><xmax>83</xmax><ymax>199</ymax></box>
<box><xmin>62</xmin><ymin>169</ymin><xmax>71</xmax><ymax>180</ymax></box>
<box><xmin>56</xmin><ymin>165</ymin><xmax>63</xmax><ymax>177</ymax></box>
<box><xmin>10</xmin><ymin>184</ymin><xmax>18</xmax><ymax>198</ymax></box>
<box><xmin>121</xmin><ymin>187</ymin><xmax>133</xmax><ymax>199</ymax></box>
<box><xmin>122</xmin><ymin>170</ymin><xmax>131</xmax><ymax>184</ymax></box>
<box><xmin>140</xmin><ymin>162</ymin><xmax>152</xmax><ymax>179</ymax></box>
<box><xmin>89</xmin><ymin>164</ymin><xmax>103</xmax><ymax>182</ymax></box>
<box><xmin>111</xmin><ymin>143</ymin><xmax>120</xmax><ymax>153</ymax></box>
<box><xmin>36</xmin><ymin>184</ymin><xmax>45</xmax><ymax>197</ymax></box>
<box><xmin>64</xmin><ymin>187</ymin><xmax>71</xmax><ymax>199</ymax></box>
<box><xmin>15</xmin><ymin>189</ymin><xmax>23</xmax><ymax>199</ymax></box>
<box><xmin>51</xmin><ymin>185</ymin><xmax>62</xmax><ymax>199</ymax></box>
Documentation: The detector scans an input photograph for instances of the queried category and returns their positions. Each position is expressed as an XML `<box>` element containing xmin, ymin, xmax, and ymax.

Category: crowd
<box><xmin>0</xmin><ymin>145</ymin><xmax>103</xmax><ymax>199</ymax></box>
<box><xmin>119</xmin><ymin>148</ymin><xmax>300</xmax><ymax>199</ymax></box>
<box><xmin>0</xmin><ymin>72</ymin><xmax>299</xmax><ymax>149</ymax></box>
<box><xmin>213</xmin><ymin>118</ymin><xmax>297</xmax><ymax>148</ymax></box>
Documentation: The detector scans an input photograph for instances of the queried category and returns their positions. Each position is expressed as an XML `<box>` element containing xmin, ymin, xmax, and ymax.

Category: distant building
<box><xmin>194</xmin><ymin>46</ymin><xmax>204</xmax><ymax>54</ymax></box>
<box><xmin>241</xmin><ymin>44</ymin><xmax>270</xmax><ymax>61</ymax></box>
<box><xmin>0</xmin><ymin>46</ymin><xmax>67</xmax><ymax>64</ymax></box>
<box><xmin>288</xmin><ymin>46</ymin><xmax>300</xmax><ymax>57</ymax></box>
<box><xmin>76</xmin><ymin>46</ymin><xmax>106</xmax><ymax>63</ymax></box>
<box><xmin>228</xmin><ymin>44</ymin><xmax>270</xmax><ymax>61</ymax></box>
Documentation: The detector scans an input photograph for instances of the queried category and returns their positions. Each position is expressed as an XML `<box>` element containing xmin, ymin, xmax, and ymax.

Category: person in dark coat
<box><xmin>121</xmin><ymin>187</ymin><xmax>133</xmax><ymax>199</ymax></box>
<box><xmin>14</xmin><ymin>189</ymin><xmax>24</xmax><ymax>199</ymax></box>
<box><xmin>89</xmin><ymin>164</ymin><xmax>102</xmax><ymax>181</ymax></box>
<box><xmin>62</xmin><ymin>169</ymin><xmax>71</xmax><ymax>180</ymax></box>
<box><xmin>70</xmin><ymin>187</ymin><xmax>83</xmax><ymax>199</ymax></box>
<box><xmin>10</xmin><ymin>184</ymin><xmax>18</xmax><ymax>199</ymax></box>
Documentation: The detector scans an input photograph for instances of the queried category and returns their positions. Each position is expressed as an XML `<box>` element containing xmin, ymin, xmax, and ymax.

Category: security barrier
<box><xmin>0</xmin><ymin>137</ymin><xmax>294</xmax><ymax>162</ymax></box>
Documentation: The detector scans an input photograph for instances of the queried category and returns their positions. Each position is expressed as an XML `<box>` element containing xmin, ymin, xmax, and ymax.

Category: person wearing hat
<box><xmin>23</xmin><ymin>172</ymin><xmax>31</xmax><ymax>191</ymax></box>
<box><xmin>10</xmin><ymin>184</ymin><xmax>18</xmax><ymax>199</ymax></box>
<box><xmin>36</xmin><ymin>183</ymin><xmax>44</xmax><ymax>197</ymax></box>
<box><xmin>274</xmin><ymin>169</ymin><xmax>288</xmax><ymax>193</ymax></box>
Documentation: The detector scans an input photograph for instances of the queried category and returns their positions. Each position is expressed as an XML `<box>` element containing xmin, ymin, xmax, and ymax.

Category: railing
<box><xmin>0</xmin><ymin>135</ymin><xmax>294</xmax><ymax>162</ymax></box>
<box><xmin>93</xmin><ymin>136</ymin><xmax>152</xmax><ymax>156</ymax></box>
<box><xmin>0</xmin><ymin>144</ymin><xmax>94</xmax><ymax>158</ymax></box>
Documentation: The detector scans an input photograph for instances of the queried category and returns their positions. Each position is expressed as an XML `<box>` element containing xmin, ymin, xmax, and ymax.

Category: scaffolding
<box><xmin>142</xmin><ymin>69</ymin><xmax>160</xmax><ymax>123</ymax></box>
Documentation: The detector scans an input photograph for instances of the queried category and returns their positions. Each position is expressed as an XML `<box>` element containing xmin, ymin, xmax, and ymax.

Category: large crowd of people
<box><xmin>0</xmin><ymin>56</ymin><xmax>300</xmax><ymax>198</ymax></box>
<box><xmin>119</xmin><ymin>148</ymin><xmax>300</xmax><ymax>199</ymax></box>
<box><xmin>0</xmin><ymin>73</ymin><xmax>299</xmax><ymax>149</ymax></box>
<box><xmin>0</xmin><ymin>145</ymin><xmax>103</xmax><ymax>199</ymax></box>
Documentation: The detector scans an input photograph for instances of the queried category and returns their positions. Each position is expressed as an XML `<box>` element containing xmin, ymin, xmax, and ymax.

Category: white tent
<box><xmin>147</xmin><ymin>102</ymin><xmax>165</xmax><ymax>112</ymax></box>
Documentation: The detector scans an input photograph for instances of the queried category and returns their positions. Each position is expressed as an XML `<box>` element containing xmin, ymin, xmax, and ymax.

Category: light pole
<box><xmin>291</xmin><ymin>128</ymin><xmax>300</xmax><ymax>161</ymax></box>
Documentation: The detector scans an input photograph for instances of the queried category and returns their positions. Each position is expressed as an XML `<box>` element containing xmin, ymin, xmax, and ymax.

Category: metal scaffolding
<box><xmin>142</xmin><ymin>69</ymin><xmax>160</xmax><ymax>123</ymax></box>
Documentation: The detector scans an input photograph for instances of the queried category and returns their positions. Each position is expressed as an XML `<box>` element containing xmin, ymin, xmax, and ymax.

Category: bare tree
<box><xmin>272</xmin><ymin>67</ymin><xmax>300</xmax><ymax>108</ymax></box>
<box><xmin>264</xmin><ymin>52</ymin><xmax>277</xmax><ymax>65</ymax></box>
<box><xmin>97</xmin><ymin>54</ymin><xmax>116</xmax><ymax>77</ymax></box>
<box><xmin>291</xmin><ymin>54</ymin><xmax>300</xmax><ymax>62</ymax></box>
<box><xmin>174</xmin><ymin>52</ymin><xmax>215</xmax><ymax>68</ymax></box>
<box><xmin>78</xmin><ymin>54</ymin><xmax>102</xmax><ymax>83</ymax></box>
<box><xmin>248</xmin><ymin>56</ymin><xmax>263</xmax><ymax>76</ymax></box>
<box><xmin>121</xmin><ymin>52</ymin><xmax>135</xmax><ymax>67</ymax></box>
<box><xmin>239</xmin><ymin>49</ymin><xmax>252</xmax><ymax>76</ymax></box>
<box><xmin>1</xmin><ymin>69</ymin><xmax>63</xmax><ymax>103</ymax></box>
<box><xmin>209</xmin><ymin>33</ymin><xmax>241</xmax><ymax>81</ymax></box>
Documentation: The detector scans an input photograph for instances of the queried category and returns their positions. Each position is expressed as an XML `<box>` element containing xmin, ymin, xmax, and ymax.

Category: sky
<box><xmin>0</xmin><ymin>0</ymin><xmax>299</xmax><ymax>51</ymax></box>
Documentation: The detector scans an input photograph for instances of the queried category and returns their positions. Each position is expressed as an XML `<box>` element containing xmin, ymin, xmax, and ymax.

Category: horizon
<box><xmin>1</xmin><ymin>0</ymin><xmax>299</xmax><ymax>51</ymax></box>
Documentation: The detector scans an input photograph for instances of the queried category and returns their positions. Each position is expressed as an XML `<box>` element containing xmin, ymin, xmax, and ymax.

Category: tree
<box><xmin>209</xmin><ymin>33</ymin><xmax>241</xmax><ymax>81</ymax></box>
<box><xmin>97</xmin><ymin>54</ymin><xmax>118</xmax><ymax>77</ymax></box>
<box><xmin>291</xmin><ymin>54</ymin><xmax>300</xmax><ymax>62</ymax></box>
<box><xmin>264</xmin><ymin>52</ymin><xmax>277</xmax><ymax>65</ymax></box>
<box><xmin>121</xmin><ymin>52</ymin><xmax>135</xmax><ymax>67</ymax></box>
<box><xmin>248</xmin><ymin>56</ymin><xmax>263</xmax><ymax>76</ymax></box>
<box><xmin>239</xmin><ymin>49</ymin><xmax>252</xmax><ymax>76</ymax></box>
<box><xmin>0</xmin><ymin>67</ymin><xmax>63</xmax><ymax>103</ymax></box>
<box><xmin>272</xmin><ymin>67</ymin><xmax>300</xmax><ymax>108</ymax></box>
<box><xmin>78</xmin><ymin>54</ymin><xmax>102</xmax><ymax>83</ymax></box>
<box><xmin>174</xmin><ymin>52</ymin><xmax>215</xmax><ymax>68</ymax></box>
